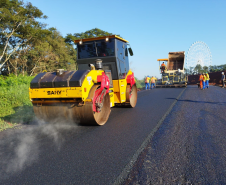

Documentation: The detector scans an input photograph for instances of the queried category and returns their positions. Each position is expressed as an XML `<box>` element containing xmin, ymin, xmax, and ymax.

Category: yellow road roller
<box><xmin>29</xmin><ymin>35</ymin><xmax>137</xmax><ymax>125</ymax></box>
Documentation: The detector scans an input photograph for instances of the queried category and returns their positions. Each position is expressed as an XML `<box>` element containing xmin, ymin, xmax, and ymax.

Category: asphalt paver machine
<box><xmin>29</xmin><ymin>35</ymin><xmax>137</xmax><ymax>125</ymax></box>
<box><xmin>156</xmin><ymin>51</ymin><xmax>187</xmax><ymax>87</ymax></box>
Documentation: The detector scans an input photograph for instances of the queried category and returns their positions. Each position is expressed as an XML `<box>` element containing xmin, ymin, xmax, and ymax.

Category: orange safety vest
<box><xmin>145</xmin><ymin>77</ymin><xmax>150</xmax><ymax>83</ymax></box>
<box><xmin>151</xmin><ymin>78</ymin><xmax>156</xmax><ymax>83</ymax></box>
<box><xmin>199</xmin><ymin>75</ymin><xmax>203</xmax><ymax>81</ymax></box>
<box><xmin>161</xmin><ymin>63</ymin><xmax>166</xmax><ymax>67</ymax></box>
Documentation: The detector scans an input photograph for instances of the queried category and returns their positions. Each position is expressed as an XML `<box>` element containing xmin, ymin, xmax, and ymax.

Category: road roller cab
<box><xmin>29</xmin><ymin>35</ymin><xmax>137</xmax><ymax>125</ymax></box>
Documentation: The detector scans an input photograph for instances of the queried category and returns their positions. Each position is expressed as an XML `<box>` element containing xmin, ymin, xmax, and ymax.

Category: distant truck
<box><xmin>156</xmin><ymin>51</ymin><xmax>187</xmax><ymax>87</ymax></box>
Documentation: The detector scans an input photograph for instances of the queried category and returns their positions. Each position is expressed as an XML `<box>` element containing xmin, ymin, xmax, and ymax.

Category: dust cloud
<box><xmin>0</xmin><ymin>117</ymin><xmax>78</xmax><ymax>179</ymax></box>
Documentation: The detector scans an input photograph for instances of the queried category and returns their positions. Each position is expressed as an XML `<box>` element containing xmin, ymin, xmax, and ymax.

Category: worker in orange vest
<box><xmin>150</xmin><ymin>76</ymin><xmax>157</xmax><ymax>89</ymax></box>
<box><xmin>199</xmin><ymin>73</ymin><xmax>203</xmax><ymax>90</ymax></box>
<box><xmin>161</xmin><ymin>62</ymin><xmax>166</xmax><ymax>73</ymax></box>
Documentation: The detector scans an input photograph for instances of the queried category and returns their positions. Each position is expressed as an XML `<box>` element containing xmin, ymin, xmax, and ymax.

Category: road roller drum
<box><xmin>33</xmin><ymin>85</ymin><xmax>111</xmax><ymax>125</ymax></box>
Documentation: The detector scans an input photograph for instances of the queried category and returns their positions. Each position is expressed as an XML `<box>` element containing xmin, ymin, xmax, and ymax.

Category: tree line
<box><xmin>0</xmin><ymin>0</ymin><xmax>115</xmax><ymax>76</ymax></box>
<box><xmin>185</xmin><ymin>64</ymin><xmax>226</xmax><ymax>75</ymax></box>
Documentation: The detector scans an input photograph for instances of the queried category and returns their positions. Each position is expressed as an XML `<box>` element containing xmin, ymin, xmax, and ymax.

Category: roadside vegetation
<box><xmin>185</xmin><ymin>64</ymin><xmax>226</xmax><ymax>75</ymax></box>
<box><xmin>0</xmin><ymin>75</ymin><xmax>34</xmax><ymax>131</ymax></box>
<box><xmin>135</xmin><ymin>77</ymin><xmax>145</xmax><ymax>89</ymax></box>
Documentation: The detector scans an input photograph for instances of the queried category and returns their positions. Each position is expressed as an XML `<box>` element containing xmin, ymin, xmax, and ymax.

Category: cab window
<box><xmin>77</xmin><ymin>39</ymin><xmax>115</xmax><ymax>59</ymax></box>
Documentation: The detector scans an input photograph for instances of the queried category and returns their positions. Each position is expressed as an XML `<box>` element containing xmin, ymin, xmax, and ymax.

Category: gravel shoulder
<box><xmin>124</xmin><ymin>85</ymin><xmax>226</xmax><ymax>184</ymax></box>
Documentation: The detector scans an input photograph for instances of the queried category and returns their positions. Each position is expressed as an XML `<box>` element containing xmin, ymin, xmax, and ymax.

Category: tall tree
<box><xmin>203</xmin><ymin>66</ymin><xmax>209</xmax><ymax>72</ymax></box>
<box><xmin>65</xmin><ymin>28</ymin><xmax>119</xmax><ymax>45</ymax></box>
<box><xmin>194</xmin><ymin>64</ymin><xmax>202</xmax><ymax>74</ymax></box>
<box><xmin>0</xmin><ymin>0</ymin><xmax>50</xmax><ymax>72</ymax></box>
<box><xmin>28</xmin><ymin>28</ymin><xmax>77</xmax><ymax>75</ymax></box>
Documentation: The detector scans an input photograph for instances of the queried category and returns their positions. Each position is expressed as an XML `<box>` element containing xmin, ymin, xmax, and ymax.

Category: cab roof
<box><xmin>157</xmin><ymin>58</ymin><xmax>168</xmax><ymax>61</ymax></box>
<box><xmin>74</xmin><ymin>35</ymin><xmax>129</xmax><ymax>44</ymax></box>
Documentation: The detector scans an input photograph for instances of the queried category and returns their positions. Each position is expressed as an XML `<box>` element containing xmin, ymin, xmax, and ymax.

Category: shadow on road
<box><xmin>0</xmin><ymin>105</ymin><xmax>35</xmax><ymax>125</ymax></box>
<box><xmin>166</xmin><ymin>98</ymin><xmax>226</xmax><ymax>105</ymax></box>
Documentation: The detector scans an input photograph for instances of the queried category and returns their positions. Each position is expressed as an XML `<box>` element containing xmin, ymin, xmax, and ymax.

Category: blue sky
<box><xmin>27</xmin><ymin>0</ymin><xmax>226</xmax><ymax>79</ymax></box>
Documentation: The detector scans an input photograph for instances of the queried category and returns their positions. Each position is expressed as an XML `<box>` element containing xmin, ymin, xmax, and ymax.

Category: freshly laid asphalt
<box><xmin>1</xmin><ymin>86</ymin><xmax>225</xmax><ymax>185</ymax></box>
<box><xmin>0</xmin><ymin>87</ymin><xmax>184</xmax><ymax>185</ymax></box>
<box><xmin>124</xmin><ymin>85</ymin><xmax>226</xmax><ymax>184</ymax></box>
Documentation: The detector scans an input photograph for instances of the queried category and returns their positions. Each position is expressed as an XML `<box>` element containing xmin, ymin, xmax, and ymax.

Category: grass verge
<box><xmin>0</xmin><ymin>75</ymin><xmax>34</xmax><ymax>131</ymax></box>
<box><xmin>0</xmin><ymin>118</ymin><xmax>17</xmax><ymax>132</ymax></box>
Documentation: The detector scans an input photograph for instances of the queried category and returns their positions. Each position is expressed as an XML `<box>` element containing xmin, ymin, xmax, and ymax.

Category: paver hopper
<box><xmin>156</xmin><ymin>52</ymin><xmax>187</xmax><ymax>87</ymax></box>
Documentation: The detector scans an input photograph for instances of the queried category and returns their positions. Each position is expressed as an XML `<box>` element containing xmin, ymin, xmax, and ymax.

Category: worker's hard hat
<box><xmin>147</xmin><ymin>75</ymin><xmax>150</xmax><ymax>77</ymax></box>
<box><xmin>206</xmin><ymin>72</ymin><xmax>208</xmax><ymax>74</ymax></box>
<box><xmin>222</xmin><ymin>72</ymin><xmax>224</xmax><ymax>74</ymax></box>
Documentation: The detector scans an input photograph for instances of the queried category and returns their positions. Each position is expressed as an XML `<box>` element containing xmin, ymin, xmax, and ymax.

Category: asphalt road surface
<box><xmin>0</xmin><ymin>87</ymin><xmax>184</xmax><ymax>185</ymax></box>
<box><xmin>125</xmin><ymin>85</ymin><xmax>226</xmax><ymax>184</ymax></box>
<box><xmin>0</xmin><ymin>86</ymin><xmax>225</xmax><ymax>185</ymax></box>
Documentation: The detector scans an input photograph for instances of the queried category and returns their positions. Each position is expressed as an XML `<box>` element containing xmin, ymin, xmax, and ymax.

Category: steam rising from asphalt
<box><xmin>0</xmin><ymin>118</ymin><xmax>78</xmax><ymax>178</ymax></box>
<box><xmin>7</xmin><ymin>132</ymin><xmax>38</xmax><ymax>173</ymax></box>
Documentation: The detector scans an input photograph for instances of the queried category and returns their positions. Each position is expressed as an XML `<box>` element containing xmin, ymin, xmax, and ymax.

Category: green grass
<box><xmin>0</xmin><ymin>74</ymin><xmax>34</xmax><ymax>87</ymax></box>
<box><xmin>0</xmin><ymin>75</ymin><xmax>35</xmax><ymax>131</ymax></box>
<box><xmin>0</xmin><ymin>118</ymin><xmax>17</xmax><ymax>132</ymax></box>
